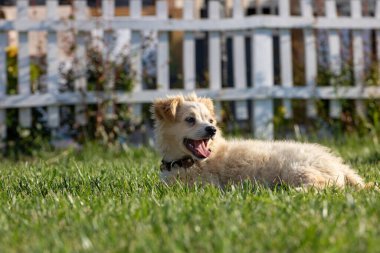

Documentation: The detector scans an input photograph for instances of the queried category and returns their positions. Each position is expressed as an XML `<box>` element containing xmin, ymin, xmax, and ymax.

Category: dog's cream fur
<box><xmin>152</xmin><ymin>94</ymin><xmax>365</xmax><ymax>189</ymax></box>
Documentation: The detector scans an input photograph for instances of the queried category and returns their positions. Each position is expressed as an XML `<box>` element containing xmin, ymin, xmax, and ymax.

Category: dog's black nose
<box><xmin>205</xmin><ymin>126</ymin><xmax>217</xmax><ymax>136</ymax></box>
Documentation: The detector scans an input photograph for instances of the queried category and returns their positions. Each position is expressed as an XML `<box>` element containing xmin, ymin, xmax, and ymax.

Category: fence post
<box><xmin>351</xmin><ymin>0</ymin><xmax>366</xmax><ymax>119</ymax></box>
<box><xmin>209</xmin><ymin>0</ymin><xmax>222</xmax><ymax>120</ymax></box>
<box><xmin>183</xmin><ymin>0</ymin><xmax>195</xmax><ymax>91</ymax></box>
<box><xmin>326</xmin><ymin>0</ymin><xmax>342</xmax><ymax>119</ymax></box>
<box><xmin>0</xmin><ymin>31</ymin><xmax>6</xmax><ymax>141</ymax></box>
<box><xmin>301</xmin><ymin>0</ymin><xmax>318</xmax><ymax>118</ymax></box>
<box><xmin>74</xmin><ymin>0</ymin><xmax>88</xmax><ymax>126</ymax></box>
<box><xmin>252</xmin><ymin>29</ymin><xmax>274</xmax><ymax>140</ymax></box>
<box><xmin>130</xmin><ymin>0</ymin><xmax>143</xmax><ymax>119</ymax></box>
<box><xmin>102</xmin><ymin>0</ymin><xmax>115</xmax><ymax>119</ymax></box>
<box><xmin>233</xmin><ymin>0</ymin><xmax>248</xmax><ymax>120</ymax></box>
<box><xmin>157</xmin><ymin>0</ymin><xmax>169</xmax><ymax>91</ymax></box>
<box><xmin>47</xmin><ymin>0</ymin><xmax>60</xmax><ymax>128</ymax></box>
<box><xmin>17</xmin><ymin>0</ymin><xmax>32</xmax><ymax>128</ymax></box>
<box><xmin>279</xmin><ymin>0</ymin><xmax>293</xmax><ymax>119</ymax></box>
<box><xmin>377</xmin><ymin>1</ymin><xmax>380</xmax><ymax>80</ymax></box>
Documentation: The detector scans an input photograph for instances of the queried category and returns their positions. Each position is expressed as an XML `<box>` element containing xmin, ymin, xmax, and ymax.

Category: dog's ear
<box><xmin>152</xmin><ymin>97</ymin><xmax>181</xmax><ymax>122</ymax></box>
<box><xmin>198</xmin><ymin>97</ymin><xmax>215</xmax><ymax>117</ymax></box>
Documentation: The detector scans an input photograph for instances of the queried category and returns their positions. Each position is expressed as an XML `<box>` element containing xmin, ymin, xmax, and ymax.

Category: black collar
<box><xmin>160</xmin><ymin>156</ymin><xmax>195</xmax><ymax>171</ymax></box>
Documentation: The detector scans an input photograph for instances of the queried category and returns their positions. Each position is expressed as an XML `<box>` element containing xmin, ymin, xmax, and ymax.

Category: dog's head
<box><xmin>151</xmin><ymin>93</ymin><xmax>219</xmax><ymax>161</ymax></box>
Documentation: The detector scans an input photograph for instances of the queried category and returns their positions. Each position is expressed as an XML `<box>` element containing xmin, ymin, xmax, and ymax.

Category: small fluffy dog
<box><xmin>152</xmin><ymin>93</ymin><xmax>366</xmax><ymax>189</ymax></box>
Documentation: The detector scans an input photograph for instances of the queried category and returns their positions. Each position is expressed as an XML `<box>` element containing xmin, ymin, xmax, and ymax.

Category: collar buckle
<box><xmin>160</xmin><ymin>156</ymin><xmax>195</xmax><ymax>171</ymax></box>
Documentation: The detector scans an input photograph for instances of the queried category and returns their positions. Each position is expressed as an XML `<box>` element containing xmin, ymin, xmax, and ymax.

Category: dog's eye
<box><xmin>185</xmin><ymin>117</ymin><xmax>196</xmax><ymax>124</ymax></box>
<box><xmin>209</xmin><ymin>119</ymin><xmax>214</xmax><ymax>124</ymax></box>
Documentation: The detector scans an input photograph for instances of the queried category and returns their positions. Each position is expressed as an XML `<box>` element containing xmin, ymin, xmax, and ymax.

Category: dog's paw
<box><xmin>364</xmin><ymin>182</ymin><xmax>380</xmax><ymax>191</ymax></box>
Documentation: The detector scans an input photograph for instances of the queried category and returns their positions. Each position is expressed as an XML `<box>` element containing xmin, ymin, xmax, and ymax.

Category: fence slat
<box><xmin>47</xmin><ymin>0</ymin><xmax>59</xmax><ymax>128</ymax></box>
<box><xmin>376</xmin><ymin>0</ymin><xmax>380</xmax><ymax>92</ymax></box>
<box><xmin>252</xmin><ymin>29</ymin><xmax>274</xmax><ymax>140</ymax></box>
<box><xmin>74</xmin><ymin>0</ymin><xmax>88</xmax><ymax>126</ymax></box>
<box><xmin>0</xmin><ymin>32</ymin><xmax>6</xmax><ymax>139</ymax></box>
<box><xmin>157</xmin><ymin>0</ymin><xmax>169</xmax><ymax>91</ymax></box>
<box><xmin>279</xmin><ymin>0</ymin><xmax>293</xmax><ymax>119</ymax></box>
<box><xmin>301</xmin><ymin>0</ymin><xmax>318</xmax><ymax>118</ymax></box>
<box><xmin>232</xmin><ymin>0</ymin><xmax>248</xmax><ymax>120</ymax></box>
<box><xmin>130</xmin><ymin>0</ymin><xmax>142</xmax><ymax>118</ymax></box>
<box><xmin>17</xmin><ymin>0</ymin><xmax>32</xmax><ymax>128</ymax></box>
<box><xmin>103</xmin><ymin>0</ymin><xmax>115</xmax><ymax>119</ymax></box>
<box><xmin>351</xmin><ymin>0</ymin><xmax>366</xmax><ymax>118</ymax></box>
<box><xmin>378</xmin><ymin>29</ymin><xmax>380</xmax><ymax>79</ymax></box>
<box><xmin>103</xmin><ymin>0</ymin><xmax>114</xmax><ymax>19</ymax></box>
<box><xmin>209</xmin><ymin>1</ymin><xmax>221</xmax><ymax>91</ymax></box>
<box><xmin>183</xmin><ymin>0</ymin><xmax>195</xmax><ymax>91</ymax></box>
<box><xmin>209</xmin><ymin>0</ymin><xmax>222</xmax><ymax>120</ymax></box>
<box><xmin>326</xmin><ymin>0</ymin><xmax>342</xmax><ymax>118</ymax></box>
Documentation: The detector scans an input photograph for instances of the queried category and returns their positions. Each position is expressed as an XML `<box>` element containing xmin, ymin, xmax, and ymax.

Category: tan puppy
<box><xmin>152</xmin><ymin>93</ymin><xmax>365</xmax><ymax>189</ymax></box>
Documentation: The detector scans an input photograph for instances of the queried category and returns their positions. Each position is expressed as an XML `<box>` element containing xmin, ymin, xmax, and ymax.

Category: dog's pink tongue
<box><xmin>193</xmin><ymin>140</ymin><xmax>211</xmax><ymax>158</ymax></box>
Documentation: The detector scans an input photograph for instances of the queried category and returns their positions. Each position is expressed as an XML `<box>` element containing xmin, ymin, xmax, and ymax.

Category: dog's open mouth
<box><xmin>183</xmin><ymin>138</ymin><xmax>211</xmax><ymax>159</ymax></box>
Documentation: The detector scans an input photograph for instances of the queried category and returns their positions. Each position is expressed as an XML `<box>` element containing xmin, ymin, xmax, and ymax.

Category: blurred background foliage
<box><xmin>2</xmin><ymin>34</ymin><xmax>146</xmax><ymax>158</ymax></box>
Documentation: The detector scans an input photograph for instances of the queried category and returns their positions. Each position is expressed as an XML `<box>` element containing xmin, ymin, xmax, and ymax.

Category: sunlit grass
<box><xmin>0</xmin><ymin>137</ymin><xmax>379</xmax><ymax>253</ymax></box>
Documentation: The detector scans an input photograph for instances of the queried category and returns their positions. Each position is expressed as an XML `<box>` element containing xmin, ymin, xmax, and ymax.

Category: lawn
<box><xmin>0</xmin><ymin>136</ymin><xmax>379</xmax><ymax>253</ymax></box>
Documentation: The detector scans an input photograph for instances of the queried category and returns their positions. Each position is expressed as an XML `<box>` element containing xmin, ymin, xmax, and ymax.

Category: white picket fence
<box><xmin>1</xmin><ymin>0</ymin><xmax>380</xmax><ymax>141</ymax></box>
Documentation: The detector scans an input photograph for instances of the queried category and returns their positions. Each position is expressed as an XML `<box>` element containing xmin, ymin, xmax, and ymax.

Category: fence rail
<box><xmin>1</xmin><ymin>86</ymin><xmax>380</xmax><ymax>108</ymax></box>
<box><xmin>1</xmin><ymin>0</ymin><xmax>380</xmax><ymax>141</ymax></box>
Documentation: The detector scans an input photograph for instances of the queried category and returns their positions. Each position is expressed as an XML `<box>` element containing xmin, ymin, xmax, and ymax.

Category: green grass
<box><xmin>0</xmin><ymin>136</ymin><xmax>379</xmax><ymax>253</ymax></box>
